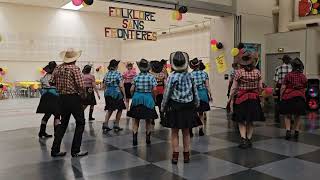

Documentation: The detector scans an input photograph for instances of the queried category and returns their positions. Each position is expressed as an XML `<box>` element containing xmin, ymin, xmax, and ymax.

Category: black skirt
<box><xmin>104</xmin><ymin>96</ymin><xmax>126</xmax><ymax>111</ymax></box>
<box><xmin>161</xmin><ymin>101</ymin><xmax>201</xmax><ymax>129</ymax></box>
<box><xmin>124</xmin><ymin>83</ymin><xmax>133</xmax><ymax>99</ymax></box>
<box><xmin>81</xmin><ymin>87</ymin><xmax>97</xmax><ymax>106</ymax></box>
<box><xmin>36</xmin><ymin>93</ymin><xmax>60</xmax><ymax>114</ymax></box>
<box><xmin>197</xmin><ymin>101</ymin><xmax>210</xmax><ymax>112</ymax></box>
<box><xmin>127</xmin><ymin>105</ymin><xmax>158</xmax><ymax>119</ymax></box>
<box><xmin>232</xmin><ymin>99</ymin><xmax>265</xmax><ymax>123</ymax></box>
<box><xmin>280</xmin><ymin>97</ymin><xmax>306</xmax><ymax>115</ymax></box>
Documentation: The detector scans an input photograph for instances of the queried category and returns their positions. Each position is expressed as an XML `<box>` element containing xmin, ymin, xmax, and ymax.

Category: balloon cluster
<box><xmin>171</xmin><ymin>6</ymin><xmax>188</xmax><ymax>21</ymax></box>
<box><xmin>231</xmin><ymin>43</ymin><xmax>245</xmax><ymax>57</ymax></box>
<box><xmin>0</xmin><ymin>67</ymin><xmax>8</xmax><ymax>76</ymax></box>
<box><xmin>72</xmin><ymin>0</ymin><xmax>94</xmax><ymax>7</ymax></box>
<box><xmin>211</xmin><ymin>39</ymin><xmax>223</xmax><ymax>52</ymax></box>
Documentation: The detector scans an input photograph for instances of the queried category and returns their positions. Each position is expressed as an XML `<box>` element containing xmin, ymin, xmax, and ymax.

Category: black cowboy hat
<box><xmin>137</xmin><ymin>59</ymin><xmax>150</xmax><ymax>72</ymax></box>
<box><xmin>279</xmin><ymin>55</ymin><xmax>292</xmax><ymax>62</ymax></box>
<box><xmin>150</xmin><ymin>60</ymin><xmax>164</xmax><ymax>73</ymax></box>
<box><xmin>108</xmin><ymin>59</ymin><xmax>120</xmax><ymax>70</ymax></box>
<box><xmin>291</xmin><ymin>58</ymin><xmax>304</xmax><ymax>72</ymax></box>
<box><xmin>189</xmin><ymin>58</ymin><xmax>201</xmax><ymax>69</ymax></box>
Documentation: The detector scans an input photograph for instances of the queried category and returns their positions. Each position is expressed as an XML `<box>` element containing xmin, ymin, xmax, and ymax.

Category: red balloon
<box><xmin>176</xmin><ymin>13</ymin><xmax>182</xmax><ymax>21</ymax></box>
<box><xmin>210</xmin><ymin>39</ymin><xmax>217</xmax><ymax>45</ymax></box>
<box><xmin>72</xmin><ymin>0</ymin><xmax>84</xmax><ymax>6</ymax></box>
<box><xmin>2</xmin><ymin>85</ymin><xmax>7</xmax><ymax>91</ymax></box>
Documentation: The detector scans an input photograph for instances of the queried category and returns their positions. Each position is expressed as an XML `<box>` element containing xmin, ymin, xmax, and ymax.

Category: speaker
<box><xmin>306</xmin><ymin>79</ymin><xmax>319</xmax><ymax>110</ymax></box>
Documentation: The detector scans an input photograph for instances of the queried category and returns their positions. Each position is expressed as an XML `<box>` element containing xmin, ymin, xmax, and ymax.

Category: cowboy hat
<box><xmin>238</xmin><ymin>51</ymin><xmax>257</xmax><ymax>66</ymax></box>
<box><xmin>189</xmin><ymin>58</ymin><xmax>201</xmax><ymax>69</ymax></box>
<box><xmin>108</xmin><ymin>59</ymin><xmax>120</xmax><ymax>70</ymax></box>
<box><xmin>150</xmin><ymin>60</ymin><xmax>164</xmax><ymax>73</ymax></box>
<box><xmin>278</xmin><ymin>55</ymin><xmax>292</xmax><ymax>62</ymax></box>
<box><xmin>170</xmin><ymin>51</ymin><xmax>189</xmax><ymax>72</ymax></box>
<box><xmin>60</xmin><ymin>48</ymin><xmax>82</xmax><ymax>63</ymax></box>
<box><xmin>291</xmin><ymin>58</ymin><xmax>304</xmax><ymax>72</ymax></box>
<box><xmin>137</xmin><ymin>59</ymin><xmax>150</xmax><ymax>72</ymax></box>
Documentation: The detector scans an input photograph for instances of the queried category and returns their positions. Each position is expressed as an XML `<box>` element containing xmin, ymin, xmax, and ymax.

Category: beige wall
<box><xmin>0</xmin><ymin>3</ymin><xmax>122</xmax><ymax>81</ymax></box>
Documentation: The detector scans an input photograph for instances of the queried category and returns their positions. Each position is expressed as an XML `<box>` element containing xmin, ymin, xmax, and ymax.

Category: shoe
<box><xmin>51</xmin><ymin>152</ymin><xmax>67</xmax><ymax>157</ymax></box>
<box><xmin>183</xmin><ymin>152</ymin><xmax>190</xmax><ymax>163</ymax></box>
<box><xmin>89</xmin><ymin>117</ymin><xmax>95</xmax><ymax>121</ymax></box>
<box><xmin>146</xmin><ymin>132</ymin><xmax>151</xmax><ymax>145</ymax></box>
<box><xmin>102</xmin><ymin>123</ymin><xmax>112</xmax><ymax>132</ymax></box>
<box><xmin>285</xmin><ymin>130</ymin><xmax>291</xmax><ymax>140</ymax></box>
<box><xmin>71</xmin><ymin>151</ymin><xmax>88</xmax><ymax>157</ymax></box>
<box><xmin>189</xmin><ymin>128</ymin><xmax>194</xmax><ymax>138</ymax></box>
<box><xmin>171</xmin><ymin>152</ymin><xmax>179</xmax><ymax>164</ymax></box>
<box><xmin>133</xmin><ymin>132</ymin><xmax>138</xmax><ymax>146</ymax></box>
<box><xmin>238</xmin><ymin>138</ymin><xmax>248</xmax><ymax>149</ymax></box>
<box><xmin>199</xmin><ymin>128</ymin><xmax>205</xmax><ymax>136</ymax></box>
<box><xmin>293</xmin><ymin>131</ymin><xmax>299</xmax><ymax>140</ymax></box>
<box><xmin>113</xmin><ymin>126</ymin><xmax>123</xmax><ymax>132</ymax></box>
<box><xmin>247</xmin><ymin>139</ymin><xmax>252</xmax><ymax>148</ymax></box>
<box><xmin>38</xmin><ymin>132</ymin><xmax>53</xmax><ymax>138</ymax></box>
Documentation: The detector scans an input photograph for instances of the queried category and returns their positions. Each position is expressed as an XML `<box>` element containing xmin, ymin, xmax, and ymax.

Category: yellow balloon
<box><xmin>231</xmin><ymin>48</ymin><xmax>240</xmax><ymax>57</ymax></box>
<box><xmin>211</xmin><ymin>45</ymin><xmax>218</xmax><ymax>52</ymax></box>
<box><xmin>311</xmin><ymin>0</ymin><xmax>317</xmax><ymax>3</ymax></box>
<box><xmin>171</xmin><ymin>11</ymin><xmax>178</xmax><ymax>20</ymax></box>
<box><xmin>38</xmin><ymin>67</ymin><xmax>43</xmax><ymax>72</ymax></box>
<box><xmin>0</xmin><ymin>76</ymin><xmax>3</xmax><ymax>82</ymax></box>
<box><xmin>312</xmin><ymin>8</ymin><xmax>318</xmax><ymax>15</ymax></box>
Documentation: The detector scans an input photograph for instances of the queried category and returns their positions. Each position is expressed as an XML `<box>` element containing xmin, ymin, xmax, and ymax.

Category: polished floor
<box><xmin>0</xmin><ymin>98</ymin><xmax>320</xmax><ymax>180</ymax></box>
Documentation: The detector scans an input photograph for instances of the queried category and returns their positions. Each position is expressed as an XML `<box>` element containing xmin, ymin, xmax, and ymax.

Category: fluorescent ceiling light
<box><xmin>61</xmin><ymin>1</ymin><xmax>83</xmax><ymax>11</ymax></box>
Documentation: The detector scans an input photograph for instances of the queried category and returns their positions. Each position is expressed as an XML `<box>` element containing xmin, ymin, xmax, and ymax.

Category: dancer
<box><xmin>102</xmin><ymin>59</ymin><xmax>126</xmax><ymax>132</ymax></box>
<box><xmin>161</xmin><ymin>51</ymin><xmax>200</xmax><ymax>164</ymax></box>
<box><xmin>279</xmin><ymin>58</ymin><xmax>307</xmax><ymax>140</ymax></box>
<box><xmin>82</xmin><ymin>65</ymin><xmax>100</xmax><ymax>121</ymax></box>
<box><xmin>189</xmin><ymin>58</ymin><xmax>212</xmax><ymax>137</ymax></box>
<box><xmin>274</xmin><ymin>55</ymin><xmax>292</xmax><ymax>122</ymax></box>
<box><xmin>123</xmin><ymin>63</ymin><xmax>137</xmax><ymax>110</ymax></box>
<box><xmin>229</xmin><ymin>51</ymin><xmax>265</xmax><ymax>149</ymax></box>
<box><xmin>127</xmin><ymin>59</ymin><xmax>158</xmax><ymax>146</ymax></box>
<box><xmin>36</xmin><ymin>61</ymin><xmax>60</xmax><ymax>138</ymax></box>
<box><xmin>51</xmin><ymin>49</ymin><xmax>88</xmax><ymax>157</ymax></box>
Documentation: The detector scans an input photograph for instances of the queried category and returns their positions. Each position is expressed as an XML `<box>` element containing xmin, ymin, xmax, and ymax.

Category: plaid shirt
<box><xmin>133</xmin><ymin>73</ymin><xmax>157</xmax><ymax>93</ymax></box>
<box><xmin>274</xmin><ymin>64</ymin><xmax>292</xmax><ymax>84</ymax></box>
<box><xmin>103</xmin><ymin>70</ymin><xmax>122</xmax><ymax>87</ymax></box>
<box><xmin>282</xmin><ymin>72</ymin><xmax>307</xmax><ymax>100</ymax></box>
<box><xmin>191</xmin><ymin>70</ymin><xmax>209</xmax><ymax>90</ymax></box>
<box><xmin>234</xmin><ymin>69</ymin><xmax>261</xmax><ymax>90</ymax></box>
<box><xmin>50</xmin><ymin>64</ymin><xmax>84</xmax><ymax>95</ymax></box>
<box><xmin>161</xmin><ymin>72</ymin><xmax>199</xmax><ymax>110</ymax></box>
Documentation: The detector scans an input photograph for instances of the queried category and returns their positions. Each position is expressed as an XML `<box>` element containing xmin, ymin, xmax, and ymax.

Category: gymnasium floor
<box><xmin>0</xmin><ymin>97</ymin><xmax>320</xmax><ymax>180</ymax></box>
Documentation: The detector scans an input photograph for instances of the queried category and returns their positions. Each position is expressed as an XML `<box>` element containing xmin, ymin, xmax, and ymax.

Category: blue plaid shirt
<box><xmin>191</xmin><ymin>70</ymin><xmax>209</xmax><ymax>90</ymax></box>
<box><xmin>161</xmin><ymin>72</ymin><xmax>199</xmax><ymax>110</ymax></box>
<box><xmin>133</xmin><ymin>73</ymin><xmax>157</xmax><ymax>93</ymax></box>
<box><xmin>103</xmin><ymin>70</ymin><xmax>122</xmax><ymax>87</ymax></box>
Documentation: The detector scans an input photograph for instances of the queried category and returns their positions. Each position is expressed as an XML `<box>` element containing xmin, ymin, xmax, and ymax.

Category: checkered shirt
<box><xmin>274</xmin><ymin>64</ymin><xmax>292</xmax><ymax>84</ymax></box>
<box><xmin>234</xmin><ymin>68</ymin><xmax>261</xmax><ymax>90</ymax></box>
<box><xmin>191</xmin><ymin>70</ymin><xmax>209</xmax><ymax>90</ymax></box>
<box><xmin>133</xmin><ymin>73</ymin><xmax>157</xmax><ymax>93</ymax></box>
<box><xmin>103</xmin><ymin>70</ymin><xmax>122</xmax><ymax>87</ymax></box>
<box><xmin>162</xmin><ymin>72</ymin><xmax>199</xmax><ymax>110</ymax></box>
<box><xmin>50</xmin><ymin>64</ymin><xmax>84</xmax><ymax>95</ymax></box>
<box><xmin>283</xmin><ymin>71</ymin><xmax>307</xmax><ymax>89</ymax></box>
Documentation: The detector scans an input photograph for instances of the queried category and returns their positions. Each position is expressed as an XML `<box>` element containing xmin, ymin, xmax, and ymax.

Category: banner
<box><xmin>215</xmin><ymin>54</ymin><xmax>227</xmax><ymax>73</ymax></box>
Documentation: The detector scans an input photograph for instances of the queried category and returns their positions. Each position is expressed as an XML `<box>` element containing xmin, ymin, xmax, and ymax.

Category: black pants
<box><xmin>52</xmin><ymin>94</ymin><xmax>85</xmax><ymax>154</ymax></box>
<box><xmin>41</xmin><ymin>113</ymin><xmax>59</xmax><ymax>124</ymax></box>
<box><xmin>274</xmin><ymin>87</ymin><xmax>281</xmax><ymax>122</ymax></box>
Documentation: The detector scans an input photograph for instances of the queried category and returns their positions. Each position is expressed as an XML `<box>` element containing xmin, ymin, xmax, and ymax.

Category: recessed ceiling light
<box><xmin>61</xmin><ymin>1</ymin><xmax>83</xmax><ymax>11</ymax></box>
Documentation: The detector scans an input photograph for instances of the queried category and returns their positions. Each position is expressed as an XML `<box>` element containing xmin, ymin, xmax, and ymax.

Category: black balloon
<box><xmin>217</xmin><ymin>42</ymin><xmax>224</xmax><ymax>49</ymax></box>
<box><xmin>84</xmin><ymin>0</ymin><xmax>94</xmax><ymax>5</ymax></box>
<box><xmin>178</xmin><ymin>6</ymin><xmax>188</xmax><ymax>14</ymax></box>
<box><xmin>237</xmin><ymin>43</ymin><xmax>244</xmax><ymax>49</ymax></box>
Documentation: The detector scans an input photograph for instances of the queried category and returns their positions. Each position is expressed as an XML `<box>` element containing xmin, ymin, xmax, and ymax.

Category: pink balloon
<box><xmin>2</xmin><ymin>85</ymin><xmax>7</xmax><ymax>91</ymax></box>
<box><xmin>72</xmin><ymin>0</ymin><xmax>84</xmax><ymax>6</ymax></box>
<box><xmin>210</xmin><ymin>39</ymin><xmax>217</xmax><ymax>45</ymax></box>
<box><xmin>264</xmin><ymin>87</ymin><xmax>273</xmax><ymax>95</ymax></box>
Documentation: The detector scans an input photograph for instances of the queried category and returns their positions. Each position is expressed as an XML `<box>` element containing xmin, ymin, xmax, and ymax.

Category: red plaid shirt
<box><xmin>50</xmin><ymin>64</ymin><xmax>84</xmax><ymax>95</ymax></box>
<box><xmin>234</xmin><ymin>69</ymin><xmax>261</xmax><ymax>90</ymax></box>
<box><xmin>282</xmin><ymin>71</ymin><xmax>307</xmax><ymax>100</ymax></box>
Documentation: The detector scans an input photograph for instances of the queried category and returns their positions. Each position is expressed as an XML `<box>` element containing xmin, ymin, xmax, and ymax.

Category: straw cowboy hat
<box><xmin>60</xmin><ymin>48</ymin><xmax>82</xmax><ymax>63</ymax></box>
<box><xmin>137</xmin><ymin>59</ymin><xmax>150</xmax><ymax>72</ymax></box>
<box><xmin>170</xmin><ymin>51</ymin><xmax>189</xmax><ymax>72</ymax></box>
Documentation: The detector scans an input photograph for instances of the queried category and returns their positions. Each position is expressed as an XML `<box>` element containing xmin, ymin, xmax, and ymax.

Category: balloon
<box><xmin>312</xmin><ymin>8</ymin><xmax>318</xmax><ymax>14</ymax></box>
<box><xmin>311</xmin><ymin>0</ymin><xmax>317</xmax><ymax>3</ymax></box>
<box><xmin>211</xmin><ymin>44</ymin><xmax>218</xmax><ymax>52</ymax></box>
<box><xmin>231</xmin><ymin>48</ymin><xmax>240</xmax><ymax>57</ymax></box>
<box><xmin>264</xmin><ymin>87</ymin><xmax>273</xmax><ymax>96</ymax></box>
<box><xmin>216</xmin><ymin>42</ymin><xmax>224</xmax><ymax>49</ymax></box>
<box><xmin>32</xmin><ymin>84</ymin><xmax>39</xmax><ymax>90</ymax></box>
<box><xmin>83</xmin><ymin>0</ymin><xmax>94</xmax><ymax>6</ymax></box>
<box><xmin>0</xmin><ymin>77</ymin><xmax>3</xmax><ymax>82</ymax></box>
<box><xmin>176</xmin><ymin>12</ymin><xmax>182</xmax><ymax>21</ymax></box>
<box><xmin>313</xmin><ymin>3</ymin><xmax>320</xmax><ymax>9</ymax></box>
<box><xmin>178</xmin><ymin>6</ymin><xmax>188</xmax><ymax>14</ymax></box>
<box><xmin>0</xmin><ymin>71</ymin><xmax>5</xmax><ymax>75</ymax></box>
<box><xmin>210</xmin><ymin>39</ymin><xmax>217</xmax><ymax>45</ymax></box>
<box><xmin>72</xmin><ymin>0</ymin><xmax>84</xmax><ymax>6</ymax></box>
<box><xmin>171</xmin><ymin>11</ymin><xmax>177</xmax><ymax>20</ymax></box>
<box><xmin>2</xmin><ymin>85</ymin><xmax>7</xmax><ymax>91</ymax></box>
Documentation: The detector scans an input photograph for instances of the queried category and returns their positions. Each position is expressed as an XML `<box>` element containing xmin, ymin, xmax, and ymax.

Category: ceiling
<box><xmin>0</xmin><ymin>0</ymin><xmax>216</xmax><ymax>32</ymax></box>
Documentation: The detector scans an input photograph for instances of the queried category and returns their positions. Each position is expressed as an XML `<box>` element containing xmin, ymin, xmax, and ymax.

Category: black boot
<box><xmin>199</xmin><ymin>128</ymin><xmax>205</xmax><ymax>136</ymax></box>
<box><xmin>238</xmin><ymin>138</ymin><xmax>248</xmax><ymax>149</ymax></box>
<box><xmin>285</xmin><ymin>130</ymin><xmax>291</xmax><ymax>140</ymax></box>
<box><xmin>247</xmin><ymin>138</ymin><xmax>252</xmax><ymax>148</ymax></box>
<box><xmin>146</xmin><ymin>132</ymin><xmax>151</xmax><ymax>145</ymax></box>
<box><xmin>38</xmin><ymin>124</ymin><xmax>52</xmax><ymax>138</ymax></box>
<box><xmin>89</xmin><ymin>108</ymin><xmax>95</xmax><ymax>121</ymax></box>
<box><xmin>293</xmin><ymin>131</ymin><xmax>299</xmax><ymax>140</ymax></box>
<box><xmin>133</xmin><ymin>132</ymin><xmax>138</xmax><ymax>146</ymax></box>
